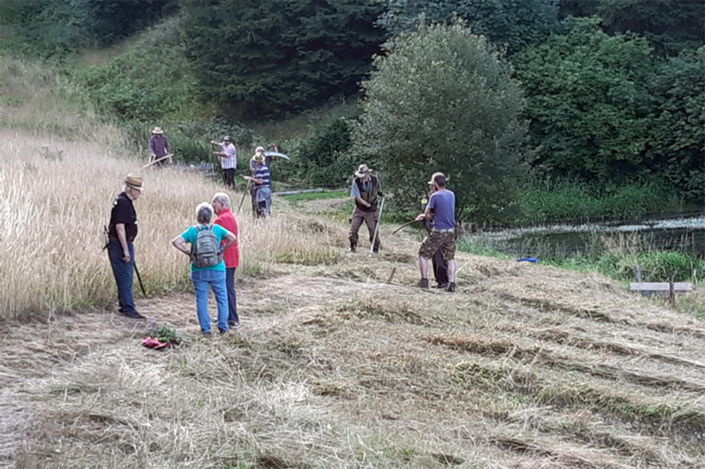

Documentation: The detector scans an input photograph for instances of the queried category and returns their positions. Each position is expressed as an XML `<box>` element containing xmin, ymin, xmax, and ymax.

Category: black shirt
<box><xmin>109</xmin><ymin>192</ymin><xmax>138</xmax><ymax>242</ymax></box>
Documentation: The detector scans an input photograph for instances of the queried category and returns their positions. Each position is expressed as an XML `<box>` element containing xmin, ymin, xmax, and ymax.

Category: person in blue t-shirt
<box><xmin>171</xmin><ymin>202</ymin><xmax>237</xmax><ymax>335</ymax></box>
<box><xmin>415</xmin><ymin>172</ymin><xmax>457</xmax><ymax>292</ymax></box>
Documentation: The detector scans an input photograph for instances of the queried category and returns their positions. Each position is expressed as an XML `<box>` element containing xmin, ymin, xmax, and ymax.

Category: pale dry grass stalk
<box><xmin>0</xmin><ymin>129</ymin><xmax>349</xmax><ymax>318</ymax></box>
<box><xmin>0</xmin><ymin>54</ymin><xmax>348</xmax><ymax>318</ymax></box>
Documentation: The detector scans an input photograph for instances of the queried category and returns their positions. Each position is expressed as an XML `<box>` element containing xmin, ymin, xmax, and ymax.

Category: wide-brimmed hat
<box><xmin>125</xmin><ymin>173</ymin><xmax>144</xmax><ymax>191</ymax></box>
<box><xmin>151</xmin><ymin>126</ymin><xmax>164</xmax><ymax>134</ymax></box>
<box><xmin>427</xmin><ymin>172</ymin><xmax>447</xmax><ymax>186</ymax></box>
<box><xmin>355</xmin><ymin>164</ymin><xmax>372</xmax><ymax>178</ymax></box>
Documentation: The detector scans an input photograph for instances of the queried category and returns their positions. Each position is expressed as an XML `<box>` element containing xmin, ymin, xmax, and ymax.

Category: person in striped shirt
<box><xmin>241</xmin><ymin>152</ymin><xmax>271</xmax><ymax>218</ymax></box>
<box><xmin>211</xmin><ymin>136</ymin><xmax>237</xmax><ymax>189</ymax></box>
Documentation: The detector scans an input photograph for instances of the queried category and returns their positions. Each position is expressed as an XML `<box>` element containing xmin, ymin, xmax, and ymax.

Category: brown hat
<box><xmin>427</xmin><ymin>172</ymin><xmax>446</xmax><ymax>186</ymax></box>
<box><xmin>354</xmin><ymin>164</ymin><xmax>372</xmax><ymax>178</ymax></box>
<box><xmin>151</xmin><ymin>126</ymin><xmax>164</xmax><ymax>134</ymax></box>
<box><xmin>125</xmin><ymin>173</ymin><xmax>143</xmax><ymax>191</ymax></box>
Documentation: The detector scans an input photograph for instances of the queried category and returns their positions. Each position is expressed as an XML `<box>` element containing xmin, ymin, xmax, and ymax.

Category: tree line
<box><xmin>1</xmin><ymin>0</ymin><xmax>704</xmax><ymax>219</ymax></box>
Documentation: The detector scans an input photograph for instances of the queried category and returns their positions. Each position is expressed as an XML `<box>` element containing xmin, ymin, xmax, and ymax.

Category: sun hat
<box><xmin>125</xmin><ymin>173</ymin><xmax>144</xmax><ymax>192</ymax></box>
<box><xmin>151</xmin><ymin>126</ymin><xmax>164</xmax><ymax>134</ymax></box>
<box><xmin>355</xmin><ymin>164</ymin><xmax>372</xmax><ymax>178</ymax></box>
<box><xmin>427</xmin><ymin>172</ymin><xmax>446</xmax><ymax>186</ymax></box>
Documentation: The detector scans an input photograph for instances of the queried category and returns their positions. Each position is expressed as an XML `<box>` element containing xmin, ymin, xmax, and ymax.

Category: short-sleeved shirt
<box><xmin>213</xmin><ymin>209</ymin><xmax>239</xmax><ymax>269</ymax></box>
<box><xmin>218</xmin><ymin>143</ymin><xmax>237</xmax><ymax>169</ymax></box>
<box><xmin>179</xmin><ymin>224</ymin><xmax>229</xmax><ymax>272</ymax></box>
<box><xmin>108</xmin><ymin>192</ymin><xmax>138</xmax><ymax>241</ymax></box>
<box><xmin>427</xmin><ymin>189</ymin><xmax>455</xmax><ymax>230</ymax></box>
<box><xmin>253</xmin><ymin>164</ymin><xmax>270</xmax><ymax>188</ymax></box>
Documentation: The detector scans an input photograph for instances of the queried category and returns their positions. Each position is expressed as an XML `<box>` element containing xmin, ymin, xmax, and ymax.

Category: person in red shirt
<box><xmin>212</xmin><ymin>192</ymin><xmax>239</xmax><ymax>326</ymax></box>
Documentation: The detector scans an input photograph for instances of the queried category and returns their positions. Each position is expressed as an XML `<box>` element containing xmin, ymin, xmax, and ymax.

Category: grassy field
<box><xmin>3</xmin><ymin>55</ymin><xmax>705</xmax><ymax>468</ymax></box>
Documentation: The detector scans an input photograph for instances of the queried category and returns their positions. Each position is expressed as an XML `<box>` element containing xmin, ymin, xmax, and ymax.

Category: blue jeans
<box><xmin>107</xmin><ymin>240</ymin><xmax>137</xmax><ymax>314</ymax></box>
<box><xmin>226</xmin><ymin>267</ymin><xmax>238</xmax><ymax>324</ymax></box>
<box><xmin>190</xmin><ymin>269</ymin><xmax>228</xmax><ymax>334</ymax></box>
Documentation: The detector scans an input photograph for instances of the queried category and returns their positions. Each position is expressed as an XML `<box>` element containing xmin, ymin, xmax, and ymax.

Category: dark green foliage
<box><xmin>80</xmin><ymin>18</ymin><xmax>199</xmax><ymax>122</ymax></box>
<box><xmin>276</xmin><ymin>117</ymin><xmax>356</xmax><ymax>187</ymax></box>
<box><xmin>644</xmin><ymin>50</ymin><xmax>705</xmax><ymax>201</ymax></box>
<box><xmin>595</xmin><ymin>0</ymin><xmax>705</xmax><ymax>54</ymax></box>
<box><xmin>514</xmin><ymin>19</ymin><xmax>654</xmax><ymax>184</ymax></box>
<box><xmin>379</xmin><ymin>0</ymin><xmax>561</xmax><ymax>54</ymax></box>
<box><xmin>180</xmin><ymin>0</ymin><xmax>385</xmax><ymax>117</ymax></box>
<box><xmin>352</xmin><ymin>22</ymin><xmax>526</xmax><ymax>221</ymax></box>
<box><xmin>0</xmin><ymin>0</ymin><xmax>178</xmax><ymax>58</ymax></box>
<box><xmin>514</xmin><ymin>180</ymin><xmax>680</xmax><ymax>225</ymax></box>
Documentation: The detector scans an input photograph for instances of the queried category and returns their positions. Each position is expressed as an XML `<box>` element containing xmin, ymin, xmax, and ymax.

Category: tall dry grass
<box><xmin>0</xmin><ymin>55</ymin><xmax>346</xmax><ymax>319</ymax></box>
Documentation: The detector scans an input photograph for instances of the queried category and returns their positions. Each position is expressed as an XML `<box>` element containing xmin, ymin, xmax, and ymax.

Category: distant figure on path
<box><xmin>212</xmin><ymin>192</ymin><xmax>240</xmax><ymax>327</ymax></box>
<box><xmin>415</xmin><ymin>172</ymin><xmax>456</xmax><ymax>292</ymax></box>
<box><xmin>107</xmin><ymin>174</ymin><xmax>145</xmax><ymax>319</ymax></box>
<box><xmin>171</xmin><ymin>202</ymin><xmax>236</xmax><ymax>336</ymax></box>
<box><xmin>211</xmin><ymin>136</ymin><xmax>237</xmax><ymax>188</ymax></box>
<box><xmin>149</xmin><ymin>126</ymin><xmax>170</xmax><ymax>167</ymax></box>
<box><xmin>348</xmin><ymin>164</ymin><xmax>384</xmax><ymax>253</ymax></box>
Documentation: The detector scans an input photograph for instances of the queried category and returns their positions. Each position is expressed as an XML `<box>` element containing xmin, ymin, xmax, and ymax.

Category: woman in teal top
<box><xmin>172</xmin><ymin>202</ymin><xmax>236</xmax><ymax>335</ymax></box>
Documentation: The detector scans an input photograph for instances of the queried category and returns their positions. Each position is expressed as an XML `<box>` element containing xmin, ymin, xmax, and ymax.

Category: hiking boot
<box><xmin>121</xmin><ymin>310</ymin><xmax>145</xmax><ymax>319</ymax></box>
<box><xmin>446</xmin><ymin>282</ymin><xmax>456</xmax><ymax>293</ymax></box>
<box><xmin>417</xmin><ymin>278</ymin><xmax>429</xmax><ymax>289</ymax></box>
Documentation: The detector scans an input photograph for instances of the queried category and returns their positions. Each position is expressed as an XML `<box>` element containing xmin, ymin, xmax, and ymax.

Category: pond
<box><xmin>468</xmin><ymin>210</ymin><xmax>705</xmax><ymax>260</ymax></box>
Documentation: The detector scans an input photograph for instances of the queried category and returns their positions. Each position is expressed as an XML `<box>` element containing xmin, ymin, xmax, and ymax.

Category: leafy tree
<box><xmin>595</xmin><ymin>0</ymin><xmax>705</xmax><ymax>54</ymax></box>
<box><xmin>645</xmin><ymin>49</ymin><xmax>705</xmax><ymax>200</ymax></box>
<box><xmin>379</xmin><ymin>0</ymin><xmax>561</xmax><ymax>54</ymax></box>
<box><xmin>181</xmin><ymin>0</ymin><xmax>385</xmax><ymax>118</ymax></box>
<box><xmin>351</xmin><ymin>22</ymin><xmax>526</xmax><ymax>220</ymax></box>
<box><xmin>513</xmin><ymin>18</ymin><xmax>654</xmax><ymax>184</ymax></box>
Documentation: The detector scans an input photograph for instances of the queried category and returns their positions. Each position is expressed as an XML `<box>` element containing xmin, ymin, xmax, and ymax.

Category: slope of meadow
<box><xmin>3</xmin><ymin>56</ymin><xmax>705</xmax><ymax>468</ymax></box>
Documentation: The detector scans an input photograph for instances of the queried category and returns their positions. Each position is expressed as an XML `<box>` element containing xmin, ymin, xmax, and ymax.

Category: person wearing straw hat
<box><xmin>415</xmin><ymin>172</ymin><xmax>456</xmax><ymax>292</ymax></box>
<box><xmin>242</xmin><ymin>151</ymin><xmax>271</xmax><ymax>218</ymax></box>
<box><xmin>349</xmin><ymin>164</ymin><xmax>384</xmax><ymax>253</ymax></box>
<box><xmin>149</xmin><ymin>126</ymin><xmax>170</xmax><ymax>167</ymax></box>
<box><xmin>211</xmin><ymin>136</ymin><xmax>237</xmax><ymax>189</ymax></box>
<box><xmin>107</xmin><ymin>174</ymin><xmax>145</xmax><ymax>319</ymax></box>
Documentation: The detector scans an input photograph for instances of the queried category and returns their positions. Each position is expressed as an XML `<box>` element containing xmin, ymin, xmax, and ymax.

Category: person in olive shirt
<box><xmin>349</xmin><ymin>164</ymin><xmax>384</xmax><ymax>253</ymax></box>
<box><xmin>107</xmin><ymin>174</ymin><xmax>145</xmax><ymax>319</ymax></box>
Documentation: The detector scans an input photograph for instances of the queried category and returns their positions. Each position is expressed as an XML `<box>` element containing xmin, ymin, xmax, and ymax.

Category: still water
<box><xmin>472</xmin><ymin>211</ymin><xmax>705</xmax><ymax>259</ymax></box>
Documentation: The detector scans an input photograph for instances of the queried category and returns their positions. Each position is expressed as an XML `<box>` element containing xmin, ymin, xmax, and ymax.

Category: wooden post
<box><xmin>633</xmin><ymin>265</ymin><xmax>641</xmax><ymax>282</ymax></box>
<box><xmin>669</xmin><ymin>273</ymin><xmax>675</xmax><ymax>306</ymax></box>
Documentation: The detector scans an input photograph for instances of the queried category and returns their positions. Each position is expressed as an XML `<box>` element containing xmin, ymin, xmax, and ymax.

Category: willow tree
<box><xmin>351</xmin><ymin>22</ymin><xmax>526</xmax><ymax>220</ymax></box>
